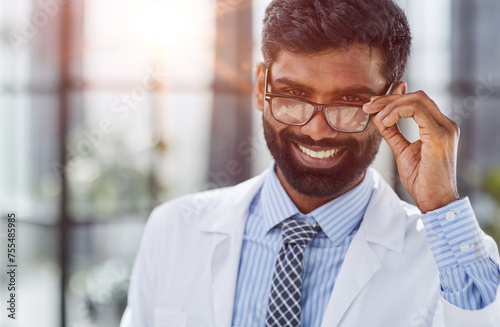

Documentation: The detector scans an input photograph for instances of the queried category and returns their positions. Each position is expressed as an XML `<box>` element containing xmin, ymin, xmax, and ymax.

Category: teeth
<box><xmin>298</xmin><ymin>145</ymin><xmax>340</xmax><ymax>159</ymax></box>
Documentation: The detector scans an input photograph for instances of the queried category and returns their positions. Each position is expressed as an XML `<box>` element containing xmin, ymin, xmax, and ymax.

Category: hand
<box><xmin>363</xmin><ymin>89</ymin><xmax>460</xmax><ymax>213</ymax></box>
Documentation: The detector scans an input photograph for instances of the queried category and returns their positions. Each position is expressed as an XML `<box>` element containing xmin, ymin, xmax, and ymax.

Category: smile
<box><xmin>298</xmin><ymin>144</ymin><xmax>341</xmax><ymax>159</ymax></box>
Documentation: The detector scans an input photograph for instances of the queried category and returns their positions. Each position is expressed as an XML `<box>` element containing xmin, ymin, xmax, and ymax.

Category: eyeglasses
<box><xmin>264</xmin><ymin>67</ymin><xmax>393</xmax><ymax>133</ymax></box>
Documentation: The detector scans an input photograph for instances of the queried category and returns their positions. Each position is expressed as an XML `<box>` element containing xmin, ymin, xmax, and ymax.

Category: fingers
<box><xmin>371</xmin><ymin>121</ymin><xmax>411</xmax><ymax>161</ymax></box>
<box><xmin>365</xmin><ymin>91</ymin><xmax>440</xmax><ymax>119</ymax></box>
<box><xmin>366</xmin><ymin>89</ymin><xmax>460</xmax><ymax>160</ymax></box>
<box><xmin>364</xmin><ymin>90</ymin><xmax>459</xmax><ymax>137</ymax></box>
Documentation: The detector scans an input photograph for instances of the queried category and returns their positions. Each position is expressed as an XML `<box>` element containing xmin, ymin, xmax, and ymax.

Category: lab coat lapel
<box><xmin>320</xmin><ymin>169</ymin><xmax>407</xmax><ymax>326</ymax></box>
<box><xmin>320</xmin><ymin>227</ymin><xmax>382</xmax><ymax>327</ymax></box>
<box><xmin>196</xmin><ymin>169</ymin><xmax>269</xmax><ymax>327</ymax></box>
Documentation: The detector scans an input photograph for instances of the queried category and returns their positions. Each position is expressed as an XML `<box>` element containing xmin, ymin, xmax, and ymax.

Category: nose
<box><xmin>300</xmin><ymin>110</ymin><xmax>338</xmax><ymax>141</ymax></box>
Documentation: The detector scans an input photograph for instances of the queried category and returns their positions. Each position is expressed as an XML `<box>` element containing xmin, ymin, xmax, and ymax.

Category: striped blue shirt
<box><xmin>231</xmin><ymin>165</ymin><xmax>500</xmax><ymax>326</ymax></box>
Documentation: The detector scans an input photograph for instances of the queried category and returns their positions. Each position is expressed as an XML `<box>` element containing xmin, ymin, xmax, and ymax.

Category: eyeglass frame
<box><xmin>263</xmin><ymin>66</ymin><xmax>394</xmax><ymax>133</ymax></box>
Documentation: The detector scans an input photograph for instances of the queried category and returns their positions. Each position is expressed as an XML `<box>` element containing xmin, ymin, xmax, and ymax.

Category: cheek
<box><xmin>363</xmin><ymin>121</ymin><xmax>380</xmax><ymax>137</ymax></box>
<box><xmin>263</xmin><ymin>109</ymin><xmax>287</xmax><ymax>135</ymax></box>
<box><xmin>360</xmin><ymin>127</ymin><xmax>382</xmax><ymax>151</ymax></box>
<box><xmin>350</xmin><ymin>125</ymin><xmax>380</xmax><ymax>152</ymax></box>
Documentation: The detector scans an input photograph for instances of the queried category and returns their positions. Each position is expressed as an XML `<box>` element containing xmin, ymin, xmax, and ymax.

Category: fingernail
<box><xmin>365</xmin><ymin>101</ymin><xmax>372</xmax><ymax>106</ymax></box>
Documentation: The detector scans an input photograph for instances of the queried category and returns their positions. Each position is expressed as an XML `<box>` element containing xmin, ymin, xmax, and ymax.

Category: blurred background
<box><xmin>0</xmin><ymin>0</ymin><xmax>499</xmax><ymax>326</ymax></box>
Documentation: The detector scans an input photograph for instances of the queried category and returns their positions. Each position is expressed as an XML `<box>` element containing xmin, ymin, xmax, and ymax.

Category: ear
<box><xmin>392</xmin><ymin>80</ymin><xmax>407</xmax><ymax>95</ymax></box>
<box><xmin>255</xmin><ymin>62</ymin><xmax>267</xmax><ymax>112</ymax></box>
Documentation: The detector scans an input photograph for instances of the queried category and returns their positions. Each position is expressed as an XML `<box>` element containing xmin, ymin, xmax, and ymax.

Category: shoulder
<box><xmin>370</xmin><ymin>168</ymin><xmax>421</xmax><ymax>219</ymax></box>
<box><xmin>400</xmin><ymin>199</ymin><xmax>423</xmax><ymax>226</ymax></box>
<box><xmin>144</xmin><ymin>170</ymin><xmax>269</xmax><ymax>232</ymax></box>
<box><xmin>399</xmin><ymin>200</ymin><xmax>429</xmax><ymax>250</ymax></box>
<box><xmin>367</xmin><ymin>168</ymin><xmax>429</xmax><ymax>250</ymax></box>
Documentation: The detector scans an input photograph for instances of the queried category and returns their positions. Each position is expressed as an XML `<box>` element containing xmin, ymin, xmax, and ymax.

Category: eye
<box><xmin>286</xmin><ymin>89</ymin><xmax>307</xmax><ymax>97</ymax></box>
<box><xmin>341</xmin><ymin>95</ymin><xmax>363</xmax><ymax>102</ymax></box>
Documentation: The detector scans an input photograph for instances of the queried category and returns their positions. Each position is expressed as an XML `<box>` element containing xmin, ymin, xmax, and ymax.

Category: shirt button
<box><xmin>460</xmin><ymin>242</ymin><xmax>471</xmax><ymax>253</ymax></box>
<box><xmin>445</xmin><ymin>211</ymin><xmax>456</xmax><ymax>221</ymax></box>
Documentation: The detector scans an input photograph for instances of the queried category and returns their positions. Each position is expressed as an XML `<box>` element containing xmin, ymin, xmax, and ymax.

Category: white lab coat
<box><xmin>121</xmin><ymin>168</ymin><xmax>500</xmax><ymax>327</ymax></box>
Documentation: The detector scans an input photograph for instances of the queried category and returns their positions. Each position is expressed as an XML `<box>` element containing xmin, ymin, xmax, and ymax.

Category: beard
<box><xmin>263</xmin><ymin>117</ymin><xmax>382</xmax><ymax>199</ymax></box>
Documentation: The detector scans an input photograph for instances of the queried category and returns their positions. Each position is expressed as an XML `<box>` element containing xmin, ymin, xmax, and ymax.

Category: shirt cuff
<box><xmin>421</xmin><ymin>197</ymin><xmax>489</xmax><ymax>270</ymax></box>
<box><xmin>421</xmin><ymin>197</ymin><xmax>500</xmax><ymax>309</ymax></box>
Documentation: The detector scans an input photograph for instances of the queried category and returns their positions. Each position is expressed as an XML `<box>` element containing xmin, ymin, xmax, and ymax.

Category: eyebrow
<box><xmin>272</xmin><ymin>76</ymin><xmax>380</xmax><ymax>96</ymax></box>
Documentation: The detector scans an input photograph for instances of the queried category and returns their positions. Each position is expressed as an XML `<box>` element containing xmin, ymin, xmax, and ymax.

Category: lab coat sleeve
<box><xmin>120</xmin><ymin>207</ymin><xmax>162</xmax><ymax>327</ymax></box>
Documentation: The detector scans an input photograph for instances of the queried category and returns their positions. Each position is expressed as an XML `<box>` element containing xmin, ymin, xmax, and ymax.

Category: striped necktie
<box><xmin>266</xmin><ymin>218</ymin><xmax>318</xmax><ymax>327</ymax></box>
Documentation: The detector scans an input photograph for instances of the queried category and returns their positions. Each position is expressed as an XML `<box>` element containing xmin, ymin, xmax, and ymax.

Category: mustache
<box><xmin>278</xmin><ymin>128</ymin><xmax>360</xmax><ymax>149</ymax></box>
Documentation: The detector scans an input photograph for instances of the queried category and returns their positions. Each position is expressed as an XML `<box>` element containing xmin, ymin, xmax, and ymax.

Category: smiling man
<box><xmin>121</xmin><ymin>0</ymin><xmax>500</xmax><ymax>326</ymax></box>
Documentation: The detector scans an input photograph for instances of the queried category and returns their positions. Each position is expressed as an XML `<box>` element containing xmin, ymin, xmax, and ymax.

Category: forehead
<box><xmin>270</xmin><ymin>44</ymin><xmax>387</xmax><ymax>89</ymax></box>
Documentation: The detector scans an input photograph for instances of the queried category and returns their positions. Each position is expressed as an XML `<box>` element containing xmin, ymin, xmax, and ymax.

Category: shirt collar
<box><xmin>260</xmin><ymin>164</ymin><xmax>300</xmax><ymax>234</ymax></box>
<box><xmin>260</xmin><ymin>162</ymin><xmax>374</xmax><ymax>245</ymax></box>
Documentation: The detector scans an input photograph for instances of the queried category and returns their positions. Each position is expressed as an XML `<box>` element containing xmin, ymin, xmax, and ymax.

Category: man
<box><xmin>121</xmin><ymin>0</ymin><xmax>500</xmax><ymax>326</ymax></box>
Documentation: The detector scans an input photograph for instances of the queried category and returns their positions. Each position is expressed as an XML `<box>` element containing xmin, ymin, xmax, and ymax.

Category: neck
<box><xmin>275</xmin><ymin>167</ymin><xmax>365</xmax><ymax>214</ymax></box>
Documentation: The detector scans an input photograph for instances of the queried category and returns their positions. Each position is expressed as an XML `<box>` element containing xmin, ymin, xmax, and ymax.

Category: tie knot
<box><xmin>281</xmin><ymin>218</ymin><xmax>318</xmax><ymax>246</ymax></box>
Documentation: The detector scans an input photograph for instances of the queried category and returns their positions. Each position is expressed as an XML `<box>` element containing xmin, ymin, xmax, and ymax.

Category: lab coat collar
<box><xmin>195</xmin><ymin>169</ymin><xmax>268</xmax><ymax>234</ymax></box>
